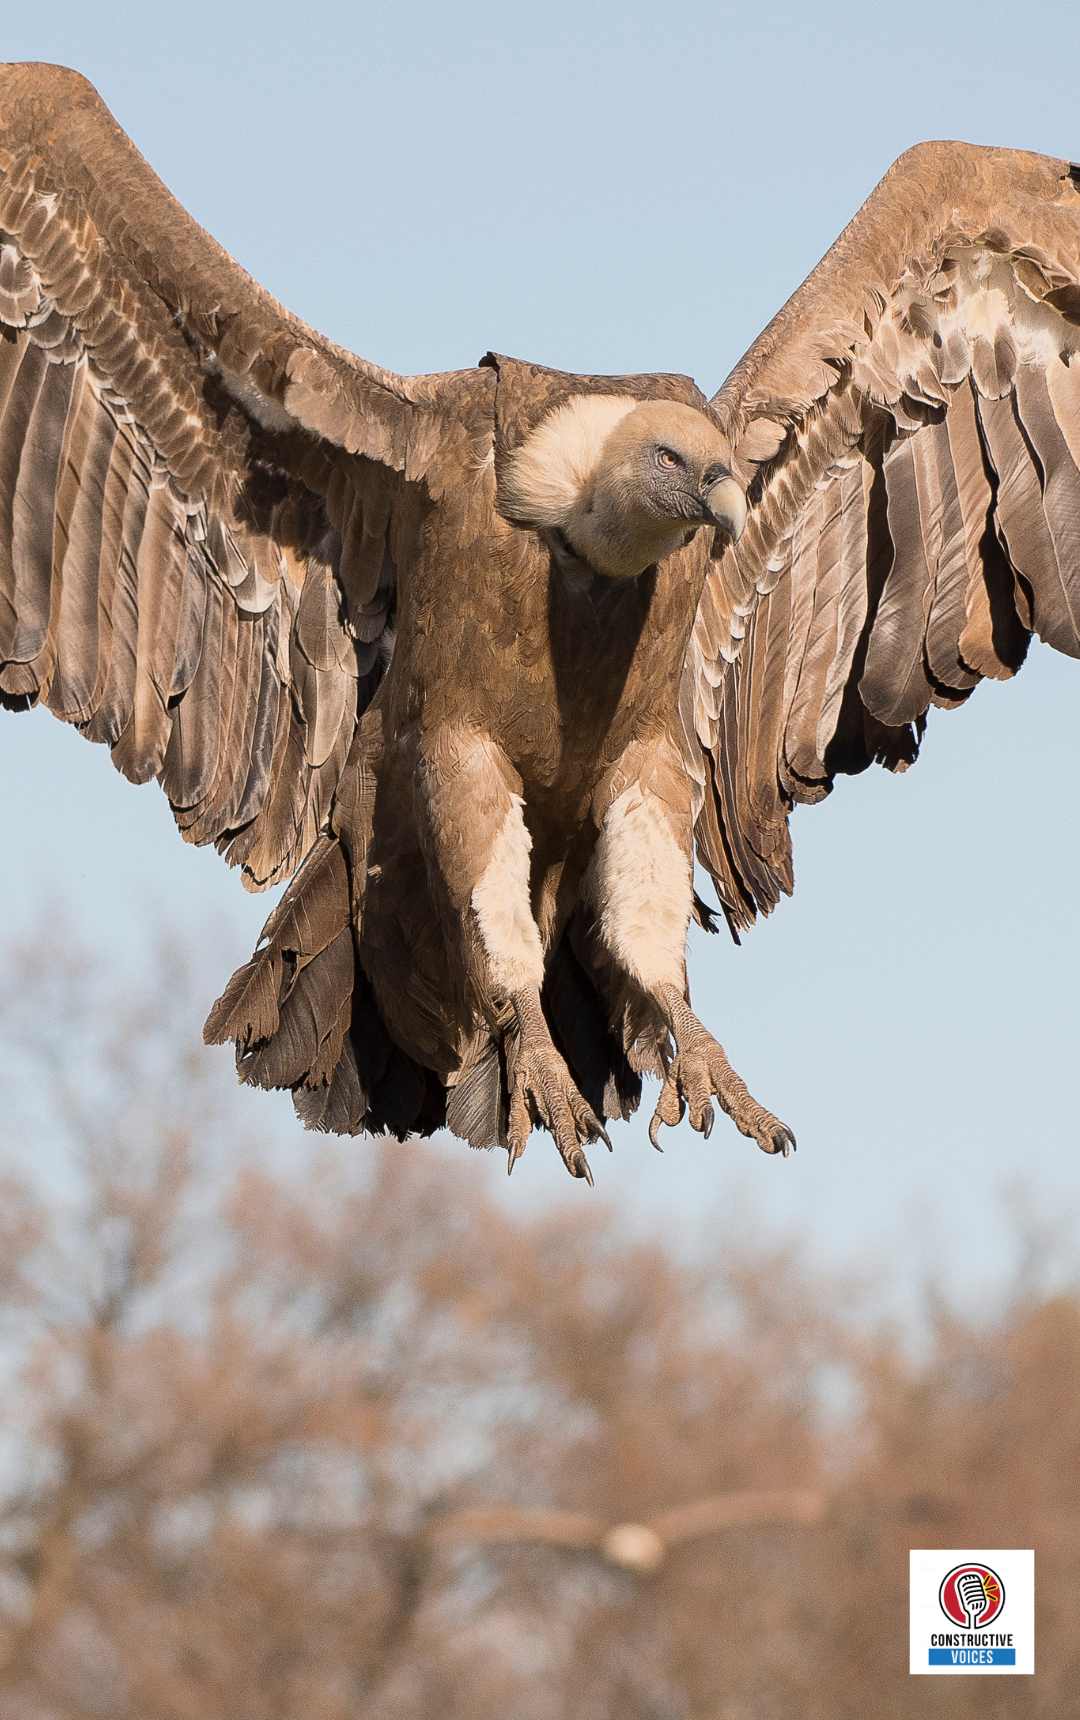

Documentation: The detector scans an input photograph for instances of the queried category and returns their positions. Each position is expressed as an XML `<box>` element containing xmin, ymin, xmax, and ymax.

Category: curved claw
<box><xmin>648</xmin><ymin>1030</ymin><xmax>795</xmax><ymax>1166</ymax></box>
<box><xmin>648</xmin><ymin>1075</ymin><xmax>684</xmax><ymax>1151</ymax></box>
<box><xmin>765</xmin><ymin>1125</ymin><xmax>797</xmax><ymax>1158</ymax></box>
<box><xmin>568</xmin><ymin>1147</ymin><xmax>594</xmax><ymax>1187</ymax></box>
<box><xmin>572</xmin><ymin>1094</ymin><xmax>611</xmax><ymax>1154</ymax></box>
<box><xmin>508</xmin><ymin>1032</ymin><xmax>606</xmax><ymax>1186</ymax></box>
<box><xmin>647</xmin><ymin>1105</ymin><xmax>666</xmax><ymax>1152</ymax></box>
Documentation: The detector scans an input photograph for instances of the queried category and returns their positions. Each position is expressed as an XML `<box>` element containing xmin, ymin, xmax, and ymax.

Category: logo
<box><xmin>938</xmin><ymin>1563</ymin><xmax>1005</xmax><ymax>1630</ymax></box>
<box><xmin>909</xmin><ymin>1549</ymin><xmax>1034</xmax><ymax>1676</ymax></box>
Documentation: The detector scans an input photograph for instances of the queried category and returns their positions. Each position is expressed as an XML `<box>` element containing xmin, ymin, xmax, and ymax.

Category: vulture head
<box><xmin>502</xmin><ymin>395</ymin><xmax>746</xmax><ymax>579</ymax></box>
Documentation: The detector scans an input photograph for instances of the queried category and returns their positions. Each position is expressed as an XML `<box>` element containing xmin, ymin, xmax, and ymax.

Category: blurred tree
<box><xmin>0</xmin><ymin>932</ymin><xmax>1074</xmax><ymax>1717</ymax></box>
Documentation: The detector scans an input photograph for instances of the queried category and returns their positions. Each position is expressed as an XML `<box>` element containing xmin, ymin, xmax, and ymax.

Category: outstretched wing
<box><xmin>683</xmin><ymin>141</ymin><xmax>1080</xmax><ymax>931</ymax></box>
<box><xmin>0</xmin><ymin>62</ymin><xmax>468</xmax><ymax>889</ymax></box>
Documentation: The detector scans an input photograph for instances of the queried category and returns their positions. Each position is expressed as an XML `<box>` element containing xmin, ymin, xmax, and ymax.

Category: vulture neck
<box><xmin>554</xmin><ymin>497</ymin><xmax>698</xmax><ymax>582</ymax></box>
<box><xmin>503</xmin><ymin>393</ymin><xmax>697</xmax><ymax>581</ymax></box>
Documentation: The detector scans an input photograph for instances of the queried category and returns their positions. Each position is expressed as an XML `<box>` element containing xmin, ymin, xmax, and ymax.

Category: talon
<box><xmin>507</xmin><ymin>1137</ymin><xmax>526</xmax><ymax>1176</ymax></box>
<box><xmin>506</xmin><ymin>1016</ymin><xmax>608</xmax><ymax>1184</ymax></box>
<box><xmin>574</xmin><ymin>1098</ymin><xmax>611</xmax><ymax>1152</ymax></box>
<box><xmin>568</xmin><ymin>1148</ymin><xmax>594</xmax><ymax>1187</ymax></box>
<box><xmin>688</xmin><ymin>1098</ymin><xmax>713</xmax><ymax>1136</ymax></box>
<box><xmin>649</xmin><ymin>1071</ymin><xmax>684</xmax><ymax>1152</ymax></box>
<box><xmin>649</xmin><ymin>988</ymin><xmax>796</xmax><ymax>1167</ymax></box>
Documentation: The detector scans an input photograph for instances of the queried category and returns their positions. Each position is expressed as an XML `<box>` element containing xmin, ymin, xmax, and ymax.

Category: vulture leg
<box><xmin>589</xmin><ymin>772</ymin><xmax>794</xmax><ymax>1157</ymax></box>
<box><xmin>504</xmin><ymin>986</ymin><xmax>611</xmax><ymax>1184</ymax></box>
<box><xmin>649</xmin><ymin>985</ymin><xmax>796</xmax><ymax>1159</ymax></box>
<box><xmin>418</xmin><ymin>727</ymin><xmax>606</xmax><ymax>1181</ymax></box>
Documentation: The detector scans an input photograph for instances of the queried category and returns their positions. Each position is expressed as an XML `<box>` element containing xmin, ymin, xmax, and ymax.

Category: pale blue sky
<box><xmin>3</xmin><ymin>0</ymin><xmax>1079</xmax><ymax>1301</ymax></box>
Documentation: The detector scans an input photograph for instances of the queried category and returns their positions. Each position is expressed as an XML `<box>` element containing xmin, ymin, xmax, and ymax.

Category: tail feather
<box><xmin>239</xmin><ymin>927</ymin><xmax>353</xmax><ymax>1090</ymax></box>
<box><xmin>292</xmin><ymin>1037</ymin><xmax>367</xmax><ymax>1135</ymax></box>
<box><xmin>205</xmin><ymin>831</ymin><xmax>424</xmax><ymax>1136</ymax></box>
<box><xmin>205</xmin><ymin>838</ymin><xmax>652</xmax><ymax>1150</ymax></box>
<box><xmin>204</xmin><ymin>834</ymin><xmax>350</xmax><ymax>1056</ymax></box>
<box><xmin>445</xmin><ymin>1038</ymin><xmax>507</xmax><ymax>1150</ymax></box>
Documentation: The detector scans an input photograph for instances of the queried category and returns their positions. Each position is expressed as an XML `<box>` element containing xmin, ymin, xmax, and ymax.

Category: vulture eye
<box><xmin>656</xmin><ymin>447</ymin><xmax>683</xmax><ymax>469</ymax></box>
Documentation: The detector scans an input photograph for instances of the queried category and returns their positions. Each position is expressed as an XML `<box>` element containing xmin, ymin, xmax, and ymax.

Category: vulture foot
<box><xmin>506</xmin><ymin>996</ymin><xmax>611</xmax><ymax>1183</ymax></box>
<box><xmin>650</xmin><ymin>984</ymin><xmax>796</xmax><ymax>1159</ymax></box>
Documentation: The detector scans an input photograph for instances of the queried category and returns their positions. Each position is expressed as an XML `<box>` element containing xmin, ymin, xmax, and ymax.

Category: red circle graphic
<box><xmin>938</xmin><ymin>1563</ymin><xmax>1006</xmax><ymax>1629</ymax></box>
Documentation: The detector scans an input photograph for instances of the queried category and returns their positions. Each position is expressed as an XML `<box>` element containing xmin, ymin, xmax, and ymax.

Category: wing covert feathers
<box><xmin>0</xmin><ymin>62</ymin><xmax>440</xmax><ymax>888</ymax></box>
<box><xmin>688</xmin><ymin>142</ymin><xmax>1080</xmax><ymax>931</ymax></box>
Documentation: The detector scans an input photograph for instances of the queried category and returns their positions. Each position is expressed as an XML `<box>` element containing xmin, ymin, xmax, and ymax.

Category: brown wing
<box><xmin>0</xmin><ymin>62</ymin><xmax>465</xmax><ymax>889</ymax></box>
<box><xmin>425</xmin><ymin>1507</ymin><xmax>607</xmax><ymax>1553</ymax></box>
<box><xmin>683</xmin><ymin>140</ymin><xmax>1080</xmax><ymax>931</ymax></box>
<box><xmin>645</xmin><ymin>1488</ymin><xmax>826</xmax><ymax>1542</ymax></box>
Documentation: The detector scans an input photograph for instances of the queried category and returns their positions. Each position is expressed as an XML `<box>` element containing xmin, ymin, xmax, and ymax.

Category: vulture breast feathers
<box><xmin>3</xmin><ymin>63</ymin><xmax>1079</xmax><ymax>1182</ymax></box>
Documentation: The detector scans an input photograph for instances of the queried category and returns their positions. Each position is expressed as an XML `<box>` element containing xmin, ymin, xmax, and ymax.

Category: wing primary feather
<box><xmin>1010</xmin><ymin>362</ymin><xmax>1080</xmax><ymax>654</ymax></box>
<box><xmin>83</xmin><ymin>435</ymin><xmax>150</xmax><ymax>750</ymax></box>
<box><xmin>227</xmin><ymin>607</ymin><xmax>283</xmax><ymax>834</ymax></box>
<box><xmin>163</xmin><ymin>576</ymin><xmax>227</xmax><ymax>809</ymax></box>
<box><xmin>816</xmin><ymin>457</ymin><xmax>873</xmax><ymax>760</ymax></box>
<box><xmin>176</xmin><ymin>590</ymin><xmax>241</xmax><ymax>836</ymax></box>
<box><xmin>974</xmin><ymin>388</ymin><xmax>1058</xmax><ymax>640</ymax></box>
<box><xmin>0</xmin><ymin>338</ymin><xmax>48</xmax><ymax>667</ymax></box>
<box><xmin>44</xmin><ymin>359</ymin><xmax>108</xmax><ymax>721</ymax></box>
<box><xmin>859</xmin><ymin>432</ymin><xmax>935</xmax><ymax>726</ymax></box>
<box><xmin>110</xmin><ymin>480</ymin><xmax>189</xmax><ymax>782</ymax></box>
<box><xmin>914</xmin><ymin>413</ymin><xmax>980</xmax><ymax>699</ymax></box>
<box><xmin>7</xmin><ymin>341</ymin><xmax>76</xmax><ymax>690</ymax></box>
<box><xmin>784</xmin><ymin>473</ymin><xmax>847</xmax><ymax>785</ymax></box>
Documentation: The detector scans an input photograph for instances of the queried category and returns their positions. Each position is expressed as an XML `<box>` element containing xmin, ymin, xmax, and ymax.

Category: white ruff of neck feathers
<box><xmin>501</xmin><ymin>395</ymin><xmax>637</xmax><ymax>527</ymax></box>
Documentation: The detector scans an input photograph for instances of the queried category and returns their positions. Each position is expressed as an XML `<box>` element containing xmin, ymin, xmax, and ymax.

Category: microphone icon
<box><xmin>956</xmin><ymin>1570</ymin><xmax>987</xmax><ymax>1628</ymax></box>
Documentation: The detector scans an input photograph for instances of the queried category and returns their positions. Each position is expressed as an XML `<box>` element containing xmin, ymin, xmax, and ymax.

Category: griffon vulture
<box><xmin>3</xmin><ymin>63</ymin><xmax>1079</xmax><ymax>1182</ymax></box>
<box><xmin>424</xmin><ymin>1489</ymin><xmax>826</xmax><ymax>1574</ymax></box>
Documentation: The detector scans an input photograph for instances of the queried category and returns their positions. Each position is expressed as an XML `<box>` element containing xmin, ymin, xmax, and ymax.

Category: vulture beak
<box><xmin>701</xmin><ymin>473</ymin><xmax>747</xmax><ymax>543</ymax></box>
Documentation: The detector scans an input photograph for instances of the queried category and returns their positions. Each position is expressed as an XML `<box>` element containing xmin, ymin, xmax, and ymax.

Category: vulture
<box><xmin>3</xmin><ymin>62</ymin><xmax>1079</xmax><ymax>1183</ymax></box>
<box><xmin>424</xmin><ymin>1489</ymin><xmax>826</xmax><ymax>1575</ymax></box>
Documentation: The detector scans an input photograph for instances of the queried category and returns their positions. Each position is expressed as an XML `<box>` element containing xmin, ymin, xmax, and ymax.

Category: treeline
<box><xmin>0</xmin><ymin>935</ymin><xmax>1075</xmax><ymax>1718</ymax></box>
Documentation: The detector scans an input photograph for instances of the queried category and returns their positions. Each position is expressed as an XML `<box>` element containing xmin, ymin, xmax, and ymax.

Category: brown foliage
<box><xmin>0</xmin><ymin>933</ymin><xmax>1075</xmax><ymax>1718</ymax></box>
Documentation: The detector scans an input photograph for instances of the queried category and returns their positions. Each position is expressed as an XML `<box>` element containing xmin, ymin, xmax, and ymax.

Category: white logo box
<box><xmin>909</xmin><ymin>1549</ymin><xmax>1034</xmax><ymax>1675</ymax></box>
